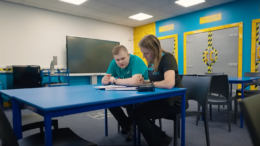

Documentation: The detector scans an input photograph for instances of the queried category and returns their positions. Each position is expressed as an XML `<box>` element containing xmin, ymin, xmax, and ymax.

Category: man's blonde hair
<box><xmin>112</xmin><ymin>45</ymin><xmax>128</xmax><ymax>55</ymax></box>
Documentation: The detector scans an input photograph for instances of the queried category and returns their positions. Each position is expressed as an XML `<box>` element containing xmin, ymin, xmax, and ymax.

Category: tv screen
<box><xmin>66</xmin><ymin>36</ymin><xmax>119</xmax><ymax>73</ymax></box>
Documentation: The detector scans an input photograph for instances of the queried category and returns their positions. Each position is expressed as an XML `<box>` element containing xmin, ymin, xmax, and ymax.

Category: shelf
<box><xmin>41</xmin><ymin>69</ymin><xmax>70</xmax><ymax>87</ymax></box>
<box><xmin>42</xmin><ymin>73</ymin><xmax>68</xmax><ymax>77</ymax></box>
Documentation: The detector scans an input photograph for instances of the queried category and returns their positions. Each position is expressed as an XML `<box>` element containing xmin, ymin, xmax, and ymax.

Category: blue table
<box><xmin>0</xmin><ymin>85</ymin><xmax>186</xmax><ymax>146</ymax></box>
<box><xmin>228</xmin><ymin>77</ymin><xmax>260</xmax><ymax>128</ymax></box>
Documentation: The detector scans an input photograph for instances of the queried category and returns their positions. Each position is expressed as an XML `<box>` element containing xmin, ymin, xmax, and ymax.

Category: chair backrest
<box><xmin>182</xmin><ymin>76</ymin><xmax>211</xmax><ymax>109</ymax></box>
<box><xmin>202</xmin><ymin>75</ymin><xmax>230</xmax><ymax>99</ymax></box>
<box><xmin>0</xmin><ymin>107</ymin><xmax>19</xmax><ymax>146</ymax></box>
<box><xmin>239</xmin><ymin>94</ymin><xmax>260</xmax><ymax>146</ymax></box>
<box><xmin>205</xmin><ymin>72</ymin><xmax>224</xmax><ymax>75</ymax></box>
<box><xmin>179</xmin><ymin>74</ymin><xmax>197</xmax><ymax>80</ymax></box>
<box><xmin>244</xmin><ymin>72</ymin><xmax>260</xmax><ymax>77</ymax></box>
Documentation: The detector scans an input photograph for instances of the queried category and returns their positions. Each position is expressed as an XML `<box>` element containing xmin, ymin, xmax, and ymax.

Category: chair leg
<box><xmin>174</xmin><ymin>117</ymin><xmax>178</xmax><ymax>146</ymax></box>
<box><xmin>152</xmin><ymin>118</ymin><xmax>155</xmax><ymax>123</ymax></box>
<box><xmin>118</xmin><ymin>122</ymin><xmax>120</xmax><ymax>134</ymax></box>
<box><xmin>234</xmin><ymin>99</ymin><xmax>238</xmax><ymax>125</ymax></box>
<box><xmin>230</xmin><ymin>101</ymin><xmax>232</xmax><ymax>111</ymax></box>
<box><xmin>159</xmin><ymin>118</ymin><xmax>162</xmax><ymax>130</ymax></box>
<box><xmin>218</xmin><ymin>105</ymin><xmax>220</xmax><ymax>112</ymax></box>
<box><xmin>203</xmin><ymin>112</ymin><xmax>210</xmax><ymax>146</ymax></box>
<box><xmin>196</xmin><ymin>105</ymin><xmax>200</xmax><ymax>126</ymax></box>
<box><xmin>178</xmin><ymin>119</ymin><xmax>180</xmax><ymax>139</ymax></box>
<box><xmin>227</xmin><ymin>103</ymin><xmax>231</xmax><ymax>132</ymax></box>
<box><xmin>53</xmin><ymin>120</ymin><xmax>58</xmax><ymax>130</ymax></box>
<box><xmin>209</xmin><ymin>104</ymin><xmax>212</xmax><ymax>121</ymax></box>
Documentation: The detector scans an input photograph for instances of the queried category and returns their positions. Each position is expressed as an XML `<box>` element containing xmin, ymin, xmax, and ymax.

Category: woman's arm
<box><xmin>153</xmin><ymin>70</ymin><xmax>175</xmax><ymax>89</ymax></box>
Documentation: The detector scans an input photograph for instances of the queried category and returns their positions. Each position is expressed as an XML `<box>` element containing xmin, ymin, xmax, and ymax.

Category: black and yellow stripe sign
<box><xmin>0</xmin><ymin>68</ymin><xmax>65</xmax><ymax>71</ymax></box>
<box><xmin>0</xmin><ymin>68</ymin><xmax>12</xmax><ymax>71</ymax></box>
<box><xmin>202</xmin><ymin>31</ymin><xmax>218</xmax><ymax>73</ymax></box>
<box><xmin>255</xmin><ymin>23</ymin><xmax>260</xmax><ymax>72</ymax></box>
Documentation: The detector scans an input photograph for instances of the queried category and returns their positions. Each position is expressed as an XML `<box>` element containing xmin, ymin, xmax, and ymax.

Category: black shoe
<box><xmin>160</xmin><ymin>134</ymin><xmax>172</xmax><ymax>146</ymax></box>
<box><xmin>126</xmin><ymin>125</ymin><xmax>133</xmax><ymax>142</ymax></box>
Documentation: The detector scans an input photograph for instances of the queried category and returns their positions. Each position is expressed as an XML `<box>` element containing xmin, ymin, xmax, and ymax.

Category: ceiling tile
<box><xmin>158</xmin><ymin>3</ymin><xmax>183</xmax><ymax>13</ymax></box>
<box><xmin>104</xmin><ymin>15</ymin><xmax>128</xmax><ymax>22</ymax></box>
<box><xmin>117</xmin><ymin>9</ymin><xmax>137</xmax><ymax>17</ymax></box>
<box><xmin>100</xmin><ymin>5</ymin><xmax>125</xmax><ymax>14</ymax></box>
<box><xmin>69</xmin><ymin>6</ymin><xmax>96</xmax><ymax>15</ymax></box>
<box><xmin>96</xmin><ymin>0</ymin><xmax>119</xmax><ymax>5</ymax></box>
<box><xmin>4</xmin><ymin>0</ymin><xmax>22</xmax><ymax>4</ymax></box>
<box><xmin>111</xmin><ymin>0</ymin><xmax>140</xmax><ymax>9</ymax></box>
<box><xmin>129</xmin><ymin>4</ymin><xmax>153</xmax><ymax>12</ymax></box>
<box><xmin>143</xmin><ymin>0</ymin><xmax>173</xmax><ymax>8</ymax></box>
<box><xmin>81</xmin><ymin>0</ymin><xmax>109</xmax><ymax>10</ymax></box>
<box><xmin>21</xmin><ymin>1</ymin><xmax>56</xmax><ymax>10</ymax></box>
<box><xmin>172</xmin><ymin>9</ymin><xmax>193</xmax><ymax>16</ymax></box>
<box><xmin>87</xmin><ymin>10</ymin><xmax>112</xmax><ymax>19</ymax></box>
<box><xmin>188</xmin><ymin>2</ymin><xmax>213</xmax><ymax>11</ymax></box>
<box><xmin>143</xmin><ymin>9</ymin><xmax>167</xmax><ymax>17</ymax></box>
<box><xmin>157</xmin><ymin>13</ymin><xmax>175</xmax><ymax>20</ymax></box>
<box><xmin>133</xmin><ymin>0</ymin><xmax>150</xmax><ymax>3</ymax></box>
<box><xmin>207</xmin><ymin>0</ymin><xmax>235</xmax><ymax>6</ymax></box>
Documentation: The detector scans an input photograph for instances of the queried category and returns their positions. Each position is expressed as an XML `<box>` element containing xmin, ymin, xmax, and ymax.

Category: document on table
<box><xmin>94</xmin><ymin>85</ymin><xmax>137</xmax><ymax>91</ymax></box>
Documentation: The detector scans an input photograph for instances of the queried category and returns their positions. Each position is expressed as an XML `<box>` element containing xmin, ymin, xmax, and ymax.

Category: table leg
<box><xmin>44</xmin><ymin>114</ymin><xmax>52</xmax><ymax>146</ymax></box>
<box><xmin>240</xmin><ymin>82</ymin><xmax>244</xmax><ymax>128</ymax></box>
<box><xmin>133</xmin><ymin>104</ymin><xmax>136</xmax><ymax>146</ymax></box>
<box><xmin>138</xmin><ymin>127</ymin><xmax>141</xmax><ymax>146</ymax></box>
<box><xmin>12</xmin><ymin>99</ymin><xmax>22</xmax><ymax>139</ymax></box>
<box><xmin>105</xmin><ymin>108</ymin><xmax>108</xmax><ymax>136</ymax></box>
<box><xmin>181</xmin><ymin>91</ymin><xmax>186</xmax><ymax>146</ymax></box>
<box><xmin>0</xmin><ymin>93</ymin><xmax>3</xmax><ymax>108</ymax></box>
<box><xmin>230</xmin><ymin>84</ymin><xmax>233</xmax><ymax>111</ymax></box>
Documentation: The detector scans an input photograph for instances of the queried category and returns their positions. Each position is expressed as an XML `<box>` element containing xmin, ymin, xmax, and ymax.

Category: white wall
<box><xmin>0</xmin><ymin>1</ymin><xmax>133</xmax><ymax>68</ymax></box>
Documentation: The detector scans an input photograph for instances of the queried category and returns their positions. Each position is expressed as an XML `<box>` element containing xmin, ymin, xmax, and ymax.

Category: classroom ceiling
<box><xmin>3</xmin><ymin>0</ymin><xmax>236</xmax><ymax>27</ymax></box>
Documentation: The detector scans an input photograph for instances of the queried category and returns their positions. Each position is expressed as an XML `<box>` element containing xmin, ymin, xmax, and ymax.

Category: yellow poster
<box><xmin>200</xmin><ymin>13</ymin><xmax>222</xmax><ymax>24</ymax></box>
<box><xmin>159</xmin><ymin>24</ymin><xmax>174</xmax><ymax>32</ymax></box>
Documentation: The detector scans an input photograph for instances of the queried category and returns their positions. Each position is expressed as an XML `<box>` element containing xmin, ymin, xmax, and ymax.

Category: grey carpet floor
<box><xmin>0</xmin><ymin>100</ymin><xmax>253</xmax><ymax>146</ymax></box>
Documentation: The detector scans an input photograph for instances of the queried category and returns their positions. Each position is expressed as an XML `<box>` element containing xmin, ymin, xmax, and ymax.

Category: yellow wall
<box><xmin>133</xmin><ymin>23</ymin><xmax>156</xmax><ymax>64</ymax></box>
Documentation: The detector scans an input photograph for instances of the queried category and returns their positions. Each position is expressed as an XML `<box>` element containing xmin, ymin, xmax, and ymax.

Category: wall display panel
<box><xmin>184</xmin><ymin>22</ymin><xmax>243</xmax><ymax>88</ymax></box>
<box><xmin>158</xmin><ymin>34</ymin><xmax>178</xmax><ymax>64</ymax></box>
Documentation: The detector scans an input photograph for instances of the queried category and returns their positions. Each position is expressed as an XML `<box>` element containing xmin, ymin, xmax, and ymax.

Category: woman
<box><xmin>128</xmin><ymin>35</ymin><xmax>188</xmax><ymax>146</ymax></box>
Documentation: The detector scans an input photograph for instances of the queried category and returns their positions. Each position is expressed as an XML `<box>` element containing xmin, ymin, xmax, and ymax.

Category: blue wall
<box><xmin>0</xmin><ymin>73</ymin><xmax>104</xmax><ymax>90</ymax></box>
<box><xmin>156</xmin><ymin>0</ymin><xmax>260</xmax><ymax>75</ymax></box>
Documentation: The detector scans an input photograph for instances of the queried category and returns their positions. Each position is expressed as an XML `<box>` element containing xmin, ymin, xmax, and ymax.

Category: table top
<box><xmin>228</xmin><ymin>77</ymin><xmax>260</xmax><ymax>82</ymax></box>
<box><xmin>0</xmin><ymin>85</ymin><xmax>186</xmax><ymax>112</ymax></box>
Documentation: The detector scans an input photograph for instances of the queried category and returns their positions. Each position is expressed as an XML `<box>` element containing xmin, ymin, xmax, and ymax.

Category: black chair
<box><xmin>0</xmin><ymin>107</ymin><xmax>96</xmax><ymax>146</ymax></box>
<box><xmin>233</xmin><ymin>72</ymin><xmax>260</xmax><ymax>125</ymax></box>
<box><xmin>239</xmin><ymin>94</ymin><xmax>260</xmax><ymax>146</ymax></box>
<box><xmin>179</xmin><ymin>74</ymin><xmax>197</xmax><ymax>80</ymax></box>
<box><xmin>152</xmin><ymin>74</ymin><xmax>197</xmax><ymax>130</ymax></box>
<box><xmin>164</xmin><ymin>76</ymin><xmax>211</xmax><ymax>146</ymax></box>
<box><xmin>205</xmin><ymin>73</ymin><xmax>225</xmax><ymax>111</ymax></box>
<box><xmin>200</xmin><ymin>75</ymin><xmax>232</xmax><ymax>132</ymax></box>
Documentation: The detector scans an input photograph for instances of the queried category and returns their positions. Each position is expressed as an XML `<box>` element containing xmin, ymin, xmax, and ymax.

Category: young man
<box><xmin>102</xmin><ymin>45</ymin><xmax>148</xmax><ymax>141</ymax></box>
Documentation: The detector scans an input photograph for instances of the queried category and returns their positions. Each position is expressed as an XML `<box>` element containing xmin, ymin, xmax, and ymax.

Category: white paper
<box><xmin>105</xmin><ymin>87</ymin><xmax>137</xmax><ymax>91</ymax></box>
<box><xmin>94</xmin><ymin>85</ymin><xmax>127</xmax><ymax>89</ymax></box>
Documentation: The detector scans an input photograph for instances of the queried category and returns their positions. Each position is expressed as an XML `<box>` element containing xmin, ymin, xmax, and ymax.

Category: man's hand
<box><xmin>109</xmin><ymin>76</ymin><xmax>116</xmax><ymax>84</ymax></box>
<box><xmin>136</xmin><ymin>75</ymin><xmax>144</xmax><ymax>85</ymax></box>
<box><xmin>102</xmin><ymin>74</ymin><xmax>111</xmax><ymax>85</ymax></box>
